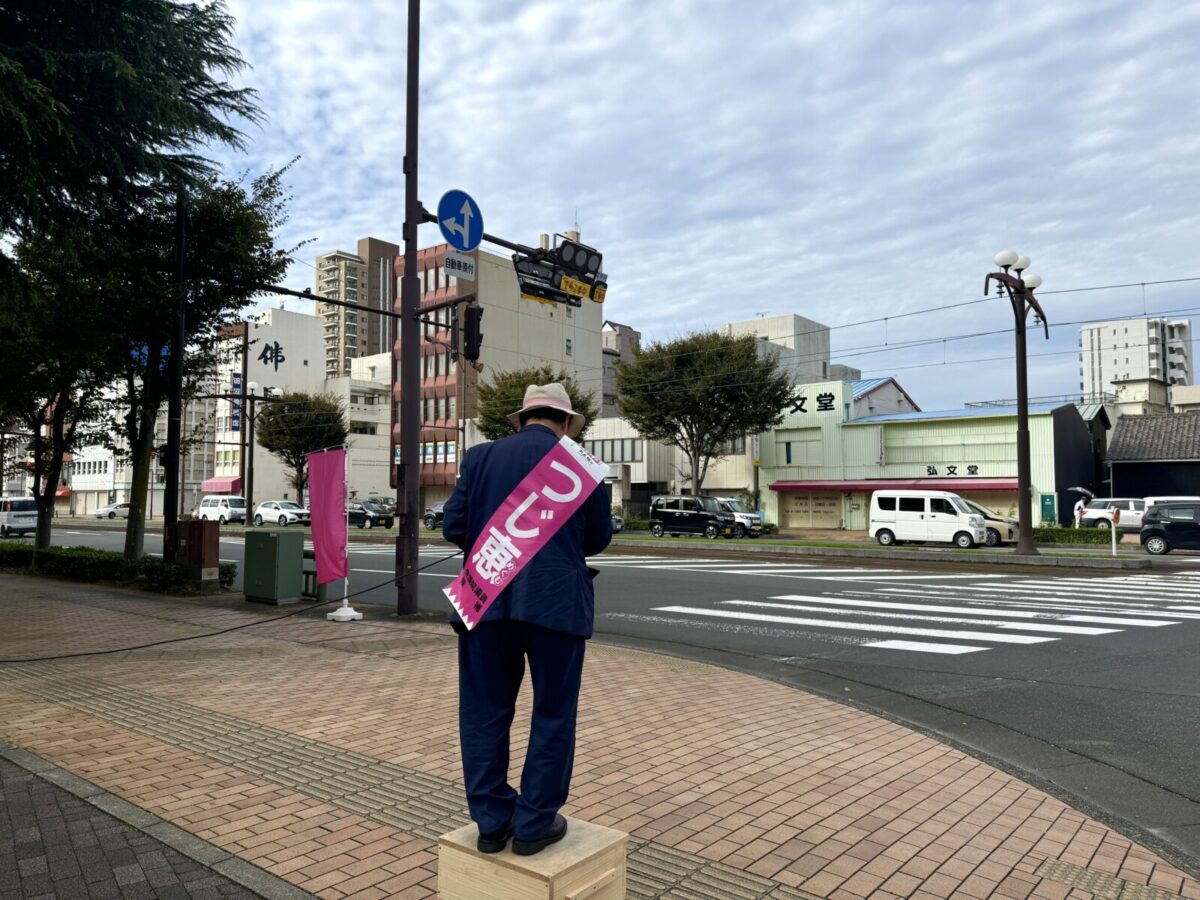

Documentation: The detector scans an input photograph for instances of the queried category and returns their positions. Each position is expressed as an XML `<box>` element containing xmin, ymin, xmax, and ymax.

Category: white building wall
<box><xmin>1080</xmin><ymin>317</ymin><xmax>1192</xmax><ymax>393</ymax></box>
<box><xmin>474</xmin><ymin>249</ymin><xmax>604</xmax><ymax>405</ymax></box>
<box><xmin>721</xmin><ymin>314</ymin><xmax>830</xmax><ymax>383</ymax></box>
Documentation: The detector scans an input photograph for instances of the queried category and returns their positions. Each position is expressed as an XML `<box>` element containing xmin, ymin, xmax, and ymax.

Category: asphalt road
<box><xmin>38</xmin><ymin>527</ymin><xmax>1200</xmax><ymax>875</ymax></box>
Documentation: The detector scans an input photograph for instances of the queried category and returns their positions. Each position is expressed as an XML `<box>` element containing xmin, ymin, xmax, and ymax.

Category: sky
<box><xmin>214</xmin><ymin>0</ymin><xmax>1200</xmax><ymax>410</ymax></box>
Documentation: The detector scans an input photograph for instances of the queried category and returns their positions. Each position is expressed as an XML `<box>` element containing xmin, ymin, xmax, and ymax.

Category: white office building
<box><xmin>1080</xmin><ymin>318</ymin><xmax>1191</xmax><ymax>394</ymax></box>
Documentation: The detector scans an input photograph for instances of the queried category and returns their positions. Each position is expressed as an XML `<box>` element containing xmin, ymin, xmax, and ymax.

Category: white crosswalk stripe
<box><xmin>640</xmin><ymin>570</ymin><xmax>1199</xmax><ymax>656</ymax></box>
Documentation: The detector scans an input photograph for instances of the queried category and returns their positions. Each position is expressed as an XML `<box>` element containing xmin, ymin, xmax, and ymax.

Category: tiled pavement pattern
<box><xmin>0</xmin><ymin>756</ymin><xmax>256</xmax><ymax>900</ymax></box>
<box><xmin>0</xmin><ymin>577</ymin><xmax>1198</xmax><ymax>900</ymax></box>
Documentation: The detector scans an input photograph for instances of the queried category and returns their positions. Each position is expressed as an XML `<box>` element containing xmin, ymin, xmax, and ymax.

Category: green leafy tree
<box><xmin>0</xmin><ymin>222</ymin><xmax>126</xmax><ymax>547</ymax></box>
<box><xmin>254</xmin><ymin>393</ymin><xmax>350</xmax><ymax>500</ymax></box>
<box><xmin>476</xmin><ymin>366</ymin><xmax>598</xmax><ymax>441</ymax></box>
<box><xmin>617</xmin><ymin>331</ymin><xmax>793</xmax><ymax>494</ymax></box>
<box><xmin>0</xmin><ymin>0</ymin><xmax>259</xmax><ymax>256</ymax></box>
<box><xmin>99</xmin><ymin>165</ymin><xmax>296</xmax><ymax>560</ymax></box>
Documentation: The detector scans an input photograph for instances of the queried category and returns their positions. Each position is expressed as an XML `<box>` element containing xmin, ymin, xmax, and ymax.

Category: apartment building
<box><xmin>316</xmin><ymin>236</ymin><xmax>399</xmax><ymax>378</ymax></box>
<box><xmin>394</xmin><ymin>240</ymin><xmax>605</xmax><ymax>505</ymax></box>
<box><xmin>600</xmin><ymin>320</ymin><xmax>640</xmax><ymax>416</ymax></box>
<box><xmin>1080</xmin><ymin>317</ymin><xmax>1192</xmax><ymax>393</ymax></box>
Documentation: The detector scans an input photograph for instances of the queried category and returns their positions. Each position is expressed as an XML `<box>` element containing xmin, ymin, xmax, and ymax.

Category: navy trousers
<box><xmin>457</xmin><ymin>620</ymin><xmax>586</xmax><ymax>840</ymax></box>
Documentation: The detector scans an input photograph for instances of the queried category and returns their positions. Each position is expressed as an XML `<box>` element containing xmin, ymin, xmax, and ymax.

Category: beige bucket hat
<box><xmin>507</xmin><ymin>382</ymin><xmax>586</xmax><ymax>438</ymax></box>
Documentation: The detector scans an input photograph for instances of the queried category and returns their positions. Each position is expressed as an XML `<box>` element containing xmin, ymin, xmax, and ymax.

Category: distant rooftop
<box><xmin>846</xmin><ymin>403</ymin><xmax>1066</xmax><ymax>426</ymax></box>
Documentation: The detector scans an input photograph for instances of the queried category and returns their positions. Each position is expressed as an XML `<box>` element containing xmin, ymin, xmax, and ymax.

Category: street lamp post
<box><xmin>244</xmin><ymin>382</ymin><xmax>277</xmax><ymax>519</ymax></box>
<box><xmin>986</xmin><ymin>250</ymin><xmax>1049</xmax><ymax>556</ymax></box>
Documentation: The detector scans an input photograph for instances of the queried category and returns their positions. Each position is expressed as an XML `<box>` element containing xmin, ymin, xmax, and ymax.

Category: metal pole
<box><xmin>246</xmin><ymin>396</ymin><xmax>256</xmax><ymax>521</ymax></box>
<box><xmin>1012</xmin><ymin>291</ymin><xmax>1039</xmax><ymax>555</ymax></box>
<box><xmin>163</xmin><ymin>190</ymin><xmax>187</xmax><ymax>560</ymax></box>
<box><xmin>395</xmin><ymin>0</ymin><xmax>421</xmax><ymax>615</ymax></box>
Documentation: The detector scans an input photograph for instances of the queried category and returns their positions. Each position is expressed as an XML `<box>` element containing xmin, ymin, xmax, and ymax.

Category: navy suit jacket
<box><xmin>442</xmin><ymin>425</ymin><xmax>613</xmax><ymax>638</ymax></box>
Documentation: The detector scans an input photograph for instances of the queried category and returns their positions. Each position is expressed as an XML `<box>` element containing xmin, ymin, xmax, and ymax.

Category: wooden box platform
<box><xmin>438</xmin><ymin>818</ymin><xmax>628</xmax><ymax>900</ymax></box>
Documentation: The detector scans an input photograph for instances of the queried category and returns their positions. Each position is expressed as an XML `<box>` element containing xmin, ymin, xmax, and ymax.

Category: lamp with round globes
<box><xmin>247</xmin><ymin>381</ymin><xmax>259</xmax><ymax>394</ymax></box>
<box><xmin>984</xmin><ymin>251</ymin><xmax>1050</xmax><ymax>557</ymax></box>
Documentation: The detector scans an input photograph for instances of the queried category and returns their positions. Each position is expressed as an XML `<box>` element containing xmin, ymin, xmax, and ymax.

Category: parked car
<box><xmin>349</xmin><ymin>501</ymin><xmax>394</xmax><ymax>529</ymax></box>
<box><xmin>869</xmin><ymin>489</ymin><xmax>986</xmax><ymax>548</ymax></box>
<box><xmin>424</xmin><ymin>503</ymin><xmax>445</xmax><ymax>531</ymax></box>
<box><xmin>1140</xmin><ymin>501</ymin><xmax>1200</xmax><ymax>554</ymax></box>
<box><xmin>714</xmin><ymin>497</ymin><xmax>763</xmax><ymax>538</ymax></box>
<box><xmin>1079</xmin><ymin>498</ymin><xmax>1145</xmax><ymax>532</ymax></box>
<box><xmin>0</xmin><ymin>497</ymin><xmax>38</xmax><ymax>538</ymax></box>
<box><xmin>648</xmin><ymin>495</ymin><xmax>736</xmax><ymax>539</ymax></box>
<box><xmin>253</xmin><ymin>500</ymin><xmax>309</xmax><ymax>527</ymax></box>
<box><xmin>962</xmin><ymin>499</ymin><xmax>1019</xmax><ymax>547</ymax></box>
<box><xmin>195</xmin><ymin>495</ymin><xmax>247</xmax><ymax>525</ymax></box>
<box><xmin>94</xmin><ymin>502</ymin><xmax>131</xmax><ymax>520</ymax></box>
<box><xmin>611</xmin><ymin>514</ymin><xmax>624</xmax><ymax>534</ymax></box>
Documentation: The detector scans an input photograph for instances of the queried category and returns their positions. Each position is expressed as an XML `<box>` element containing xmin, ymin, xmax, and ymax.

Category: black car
<box><xmin>649</xmin><ymin>495</ymin><xmax>735</xmax><ymax>539</ymax></box>
<box><xmin>1140</xmin><ymin>501</ymin><xmax>1200</xmax><ymax>554</ymax></box>
<box><xmin>349</xmin><ymin>501</ymin><xmax>394</xmax><ymax>529</ymax></box>
<box><xmin>424</xmin><ymin>503</ymin><xmax>445</xmax><ymax>531</ymax></box>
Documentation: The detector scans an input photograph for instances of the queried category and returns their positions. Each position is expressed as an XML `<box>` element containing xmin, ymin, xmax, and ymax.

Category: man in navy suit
<box><xmin>442</xmin><ymin>383</ymin><xmax>612</xmax><ymax>856</ymax></box>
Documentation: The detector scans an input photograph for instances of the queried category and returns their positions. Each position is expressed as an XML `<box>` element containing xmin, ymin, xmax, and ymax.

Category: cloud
<box><xmin>212</xmin><ymin>0</ymin><xmax>1200</xmax><ymax>408</ymax></box>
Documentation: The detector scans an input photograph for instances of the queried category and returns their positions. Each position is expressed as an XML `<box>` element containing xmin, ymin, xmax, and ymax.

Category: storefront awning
<box><xmin>770</xmin><ymin>478</ymin><xmax>1019</xmax><ymax>492</ymax></box>
<box><xmin>200</xmin><ymin>475</ymin><xmax>242</xmax><ymax>493</ymax></box>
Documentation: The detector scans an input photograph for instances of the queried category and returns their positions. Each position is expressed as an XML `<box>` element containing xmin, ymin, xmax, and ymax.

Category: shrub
<box><xmin>0</xmin><ymin>542</ymin><xmax>35</xmax><ymax>569</ymax></box>
<box><xmin>219</xmin><ymin>562</ymin><xmax>237</xmax><ymax>589</ymax></box>
<box><xmin>33</xmin><ymin>546</ymin><xmax>139</xmax><ymax>581</ymax></box>
<box><xmin>622</xmin><ymin>516</ymin><xmax>649</xmax><ymax>532</ymax></box>
<box><xmin>138</xmin><ymin>557</ymin><xmax>192</xmax><ymax>592</ymax></box>
<box><xmin>1032</xmin><ymin>527</ymin><xmax>1112</xmax><ymax>545</ymax></box>
<box><xmin>763</xmin><ymin>522</ymin><xmax>779</xmax><ymax>535</ymax></box>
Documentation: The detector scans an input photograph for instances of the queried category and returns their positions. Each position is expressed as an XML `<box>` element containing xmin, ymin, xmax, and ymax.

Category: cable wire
<box><xmin>0</xmin><ymin>549</ymin><xmax>464</xmax><ymax>665</ymax></box>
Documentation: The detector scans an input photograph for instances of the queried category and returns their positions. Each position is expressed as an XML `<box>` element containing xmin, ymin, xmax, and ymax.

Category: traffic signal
<box><xmin>462</xmin><ymin>305</ymin><xmax>483</xmax><ymax>361</ymax></box>
<box><xmin>554</xmin><ymin>239</ymin><xmax>602</xmax><ymax>278</ymax></box>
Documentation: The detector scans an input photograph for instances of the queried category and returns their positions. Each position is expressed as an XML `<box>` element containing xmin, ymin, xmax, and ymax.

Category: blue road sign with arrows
<box><xmin>437</xmin><ymin>190</ymin><xmax>483</xmax><ymax>253</ymax></box>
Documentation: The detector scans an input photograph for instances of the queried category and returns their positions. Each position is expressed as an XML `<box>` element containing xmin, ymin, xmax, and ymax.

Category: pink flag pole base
<box><xmin>326</xmin><ymin>604</ymin><xmax>363</xmax><ymax>622</ymax></box>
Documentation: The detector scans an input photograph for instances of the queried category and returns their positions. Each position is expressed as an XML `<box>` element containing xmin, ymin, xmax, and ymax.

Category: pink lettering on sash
<box><xmin>444</xmin><ymin>436</ymin><xmax>608</xmax><ymax>630</ymax></box>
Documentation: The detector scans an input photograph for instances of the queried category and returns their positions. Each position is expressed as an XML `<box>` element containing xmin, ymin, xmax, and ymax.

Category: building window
<box><xmin>565</xmin><ymin>338</ymin><xmax>573</xmax><ymax>357</ymax></box>
<box><xmin>784</xmin><ymin>442</ymin><xmax>792</xmax><ymax>464</ymax></box>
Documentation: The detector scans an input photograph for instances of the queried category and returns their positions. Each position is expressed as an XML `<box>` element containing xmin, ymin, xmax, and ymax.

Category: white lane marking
<box><xmin>865</xmin><ymin>640</ymin><xmax>988</xmax><ymax>655</ymax></box>
<box><xmin>957</xmin><ymin>585</ymin><xmax>1169</xmax><ymax>606</ymax></box>
<box><xmin>723</xmin><ymin>600</ymin><xmax>1119</xmax><ymax>635</ymax></box>
<box><xmin>1009</xmin><ymin>579</ymin><xmax>1200</xmax><ymax>596</ymax></box>
<box><xmin>810</xmin><ymin>573</ymin><xmax>991</xmax><ymax>581</ymax></box>
<box><xmin>764</xmin><ymin>594</ymin><xmax>1174</xmax><ymax>627</ymax></box>
<box><xmin>1168</xmin><ymin>606</ymin><xmax>1200</xmax><ymax>611</ymax></box>
<box><xmin>219</xmin><ymin>558</ymin><xmax>237</xmax><ymax>563</ymax></box>
<box><xmin>703</xmin><ymin>568</ymin><xmax>903</xmax><ymax>577</ymax></box>
<box><xmin>651</xmin><ymin>606</ymin><xmax>1057</xmax><ymax>644</ymax></box>
<box><xmin>352</xmin><ymin>568</ymin><xmax>395</xmax><ymax>573</ymax></box>
<box><xmin>858</xmin><ymin>586</ymin><xmax>1200</xmax><ymax>618</ymax></box>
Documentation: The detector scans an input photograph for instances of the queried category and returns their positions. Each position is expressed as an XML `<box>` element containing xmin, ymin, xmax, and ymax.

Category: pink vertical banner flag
<box><xmin>308</xmin><ymin>449</ymin><xmax>348</xmax><ymax>584</ymax></box>
<box><xmin>444</xmin><ymin>436</ymin><xmax>608</xmax><ymax>630</ymax></box>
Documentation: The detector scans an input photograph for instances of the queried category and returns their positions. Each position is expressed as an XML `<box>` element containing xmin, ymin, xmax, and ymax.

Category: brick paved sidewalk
<box><xmin>0</xmin><ymin>575</ymin><xmax>1197</xmax><ymax>900</ymax></box>
<box><xmin>0</xmin><ymin>756</ymin><xmax>257</xmax><ymax>900</ymax></box>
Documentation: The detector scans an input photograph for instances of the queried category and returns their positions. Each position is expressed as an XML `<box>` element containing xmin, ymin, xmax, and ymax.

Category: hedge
<box><xmin>0</xmin><ymin>542</ymin><xmax>238</xmax><ymax>592</ymax></box>
<box><xmin>1032</xmin><ymin>526</ymin><xmax>1115</xmax><ymax>545</ymax></box>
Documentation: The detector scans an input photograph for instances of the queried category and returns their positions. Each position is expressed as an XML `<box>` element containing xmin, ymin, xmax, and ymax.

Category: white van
<box><xmin>870</xmin><ymin>490</ymin><xmax>986</xmax><ymax>548</ymax></box>
<box><xmin>195</xmin><ymin>495</ymin><xmax>247</xmax><ymax>525</ymax></box>
<box><xmin>0</xmin><ymin>497</ymin><xmax>38</xmax><ymax>538</ymax></box>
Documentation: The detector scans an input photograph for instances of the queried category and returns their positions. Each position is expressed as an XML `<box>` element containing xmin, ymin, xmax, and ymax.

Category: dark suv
<box><xmin>1140</xmin><ymin>501</ymin><xmax>1200</xmax><ymax>554</ymax></box>
<box><xmin>649</xmin><ymin>495</ymin><xmax>736</xmax><ymax>539</ymax></box>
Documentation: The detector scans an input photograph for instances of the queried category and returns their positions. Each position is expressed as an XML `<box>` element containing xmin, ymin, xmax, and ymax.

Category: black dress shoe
<box><xmin>477</xmin><ymin>821</ymin><xmax>513</xmax><ymax>853</ymax></box>
<box><xmin>512</xmin><ymin>814</ymin><xmax>568</xmax><ymax>856</ymax></box>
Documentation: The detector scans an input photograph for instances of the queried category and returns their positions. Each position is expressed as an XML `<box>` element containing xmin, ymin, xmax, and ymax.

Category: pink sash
<box><xmin>444</xmin><ymin>436</ymin><xmax>609</xmax><ymax>630</ymax></box>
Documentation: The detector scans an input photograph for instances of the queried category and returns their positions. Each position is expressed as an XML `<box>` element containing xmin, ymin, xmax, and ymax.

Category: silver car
<box><xmin>94</xmin><ymin>502</ymin><xmax>131</xmax><ymax>520</ymax></box>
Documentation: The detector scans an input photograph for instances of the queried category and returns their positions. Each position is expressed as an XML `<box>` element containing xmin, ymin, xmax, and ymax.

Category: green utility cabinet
<box><xmin>244</xmin><ymin>530</ymin><xmax>304</xmax><ymax>604</ymax></box>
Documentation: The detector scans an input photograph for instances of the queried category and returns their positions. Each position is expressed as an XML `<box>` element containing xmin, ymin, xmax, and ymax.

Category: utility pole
<box><xmin>986</xmin><ymin>251</ymin><xmax>1048</xmax><ymax>556</ymax></box>
<box><xmin>163</xmin><ymin>189</ymin><xmax>188</xmax><ymax>562</ymax></box>
<box><xmin>395</xmin><ymin>0</ymin><xmax>423</xmax><ymax>615</ymax></box>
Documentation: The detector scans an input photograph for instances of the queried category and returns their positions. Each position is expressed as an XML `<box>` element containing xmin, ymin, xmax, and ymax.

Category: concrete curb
<box><xmin>0</xmin><ymin>739</ymin><xmax>316</xmax><ymax>900</ymax></box>
<box><xmin>609</xmin><ymin>536</ymin><xmax>1152</xmax><ymax>568</ymax></box>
